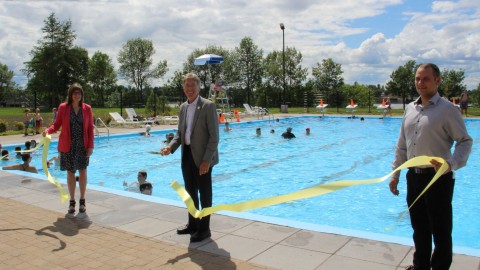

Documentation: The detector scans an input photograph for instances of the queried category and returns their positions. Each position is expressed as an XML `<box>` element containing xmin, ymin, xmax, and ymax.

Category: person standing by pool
<box><xmin>160</xmin><ymin>72</ymin><xmax>219</xmax><ymax>243</ymax></box>
<box><xmin>389</xmin><ymin>63</ymin><xmax>472</xmax><ymax>270</ymax></box>
<box><xmin>34</xmin><ymin>108</ymin><xmax>43</xmax><ymax>134</ymax></box>
<box><xmin>459</xmin><ymin>90</ymin><xmax>469</xmax><ymax>117</ymax></box>
<box><xmin>43</xmin><ymin>83</ymin><xmax>95</xmax><ymax>216</ymax></box>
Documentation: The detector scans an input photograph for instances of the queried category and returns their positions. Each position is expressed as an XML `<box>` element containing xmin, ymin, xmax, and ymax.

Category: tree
<box><xmin>439</xmin><ymin>68</ymin><xmax>466</xmax><ymax>99</ymax></box>
<box><xmin>311</xmin><ymin>58</ymin><xmax>344</xmax><ymax>112</ymax></box>
<box><xmin>88</xmin><ymin>51</ymin><xmax>117</xmax><ymax>107</ymax></box>
<box><xmin>262</xmin><ymin>51</ymin><xmax>283</xmax><ymax>105</ymax></box>
<box><xmin>341</xmin><ymin>82</ymin><xmax>371</xmax><ymax>107</ymax></box>
<box><xmin>117</xmin><ymin>38</ymin><xmax>168</xmax><ymax>103</ymax></box>
<box><xmin>23</xmin><ymin>13</ymin><xmax>89</xmax><ymax>108</ymax></box>
<box><xmin>263</xmin><ymin>47</ymin><xmax>308</xmax><ymax>107</ymax></box>
<box><xmin>166</xmin><ymin>70</ymin><xmax>187</xmax><ymax>104</ymax></box>
<box><xmin>0</xmin><ymin>63</ymin><xmax>15</xmax><ymax>103</ymax></box>
<box><xmin>385</xmin><ymin>60</ymin><xmax>416</xmax><ymax>109</ymax></box>
<box><xmin>470</xmin><ymin>83</ymin><xmax>480</xmax><ymax>108</ymax></box>
<box><xmin>232</xmin><ymin>37</ymin><xmax>264</xmax><ymax>105</ymax></box>
<box><xmin>182</xmin><ymin>45</ymin><xmax>233</xmax><ymax>97</ymax></box>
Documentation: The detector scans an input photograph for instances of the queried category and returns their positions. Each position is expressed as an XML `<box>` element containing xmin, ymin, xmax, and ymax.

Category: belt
<box><xmin>409</xmin><ymin>167</ymin><xmax>436</xmax><ymax>174</ymax></box>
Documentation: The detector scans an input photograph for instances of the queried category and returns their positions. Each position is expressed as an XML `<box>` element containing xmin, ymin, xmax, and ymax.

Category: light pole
<box><xmin>280</xmin><ymin>23</ymin><xmax>286</xmax><ymax>109</ymax></box>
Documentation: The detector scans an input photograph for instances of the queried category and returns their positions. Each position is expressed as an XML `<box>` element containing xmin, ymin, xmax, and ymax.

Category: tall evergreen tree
<box><xmin>23</xmin><ymin>13</ymin><xmax>89</xmax><ymax>108</ymax></box>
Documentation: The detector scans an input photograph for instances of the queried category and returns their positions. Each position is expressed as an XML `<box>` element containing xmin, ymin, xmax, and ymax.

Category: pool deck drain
<box><xmin>1</xmin><ymin>117</ymin><xmax>479</xmax><ymax>270</ymax></box>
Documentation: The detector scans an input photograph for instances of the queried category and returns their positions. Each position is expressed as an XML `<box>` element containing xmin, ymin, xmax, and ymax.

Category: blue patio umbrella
<box><xmin>194</xmin><ymin>54</ymin><xmax>224</xmax><ymax>65</ymax></box>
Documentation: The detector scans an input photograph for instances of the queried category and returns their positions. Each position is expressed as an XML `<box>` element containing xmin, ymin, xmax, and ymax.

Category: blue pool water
<box><xmin>2</xmin><ymin>116</ymin><xmax>479</xmax><ymax>252</ymax></box>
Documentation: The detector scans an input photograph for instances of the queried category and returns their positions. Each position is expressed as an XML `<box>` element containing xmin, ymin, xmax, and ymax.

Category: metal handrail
<box><xmin>95</xmin><ymin>118</ymin><xmax>110</xmax><ymax>137</ymax></box>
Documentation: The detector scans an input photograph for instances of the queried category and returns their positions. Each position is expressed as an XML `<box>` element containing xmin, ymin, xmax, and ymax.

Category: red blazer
<box><xmin>46</xmin><ymin>103</ymin><xmax>95</xmax><ymax>153</ymax></box>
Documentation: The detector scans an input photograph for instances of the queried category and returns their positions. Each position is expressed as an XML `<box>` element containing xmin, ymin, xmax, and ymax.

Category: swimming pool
<box><xmin>2</xmin><ymin>116</ymin><xmax>479</xmax><ymax>253</ymax></box>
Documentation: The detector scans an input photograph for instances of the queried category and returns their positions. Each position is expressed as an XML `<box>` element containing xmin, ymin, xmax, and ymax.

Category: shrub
<box><xmin>105</xmin><ymin>115</ymin><xmax>112</xmax><ymax>125</ymax></box>
<box><xmin>0</xmin><ymin>119</ymin><xmax>7</xmax><ymax>132</ymax></box>
<box><xmin>15</xmin><ymin>121</ymin><xmax>25</xmax><ymax>131</ymax></box>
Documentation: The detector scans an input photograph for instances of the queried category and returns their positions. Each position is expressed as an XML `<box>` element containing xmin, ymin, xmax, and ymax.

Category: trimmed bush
<box><xmin>0</xmin><ymin>119</ymin><xmax>7</xmax><ymax>132</ymax></box>
<box><xmin>15</xmin><ymin>121</ymin><xmax>25</xmax><ymax>131</ymax></box>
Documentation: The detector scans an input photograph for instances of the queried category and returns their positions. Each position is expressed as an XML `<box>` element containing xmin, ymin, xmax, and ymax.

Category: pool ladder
<box><xmin>95</xmin><ymin>118</ymin><xmax>110</xmax><ymax>138</ymax></box>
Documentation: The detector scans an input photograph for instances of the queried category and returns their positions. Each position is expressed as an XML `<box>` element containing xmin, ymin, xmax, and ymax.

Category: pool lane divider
<box><xmin>170</xmin><ymin>155</ymin><xmax>448</xmax><ymax>228</ymax></box>
<box><xmin>14</xmin><ymin>135</ymin><xmax>69</xmax><ymax>203</ymax></box>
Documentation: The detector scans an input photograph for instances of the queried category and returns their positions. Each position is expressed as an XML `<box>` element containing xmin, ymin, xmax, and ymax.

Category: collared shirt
<box><xmin>185</xmin><ymin>95</ymin><xmax>200</xmax><ymax>145</ymax></box>
<box><xmin>392</xmin><ymin>92</ymin><xmax>472</xmax><ymax>178</ymax></box>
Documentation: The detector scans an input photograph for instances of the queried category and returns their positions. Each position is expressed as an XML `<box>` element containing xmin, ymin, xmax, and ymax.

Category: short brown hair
<box><xmin>417</xmin><ymin>63</ymin><xmax>441</xmax><ymax>78</ymax></box>
<box><xmin>66</xmin><ymin>83</ymin><xmax>84</xmax><ymax>105</ymax></box>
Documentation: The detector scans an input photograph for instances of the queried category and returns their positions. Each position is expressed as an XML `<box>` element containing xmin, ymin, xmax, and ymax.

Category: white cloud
<box><xmin>0</xmin><ymin>0</ymin><xmax>479</xmax><ymax>89</ymax></box>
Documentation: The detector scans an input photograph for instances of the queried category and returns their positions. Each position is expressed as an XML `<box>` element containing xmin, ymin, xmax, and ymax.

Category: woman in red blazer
<box><xmin>44</xmin><ymin>83</ymin><xmax>94</xmax><ymax>216</ymax></box>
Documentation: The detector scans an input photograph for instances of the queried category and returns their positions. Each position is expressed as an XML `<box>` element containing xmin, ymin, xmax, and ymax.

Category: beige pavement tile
<box><xmin>281</xmin><ymin>230</ymin><xmax>352</xmax><ymax>254</ymax></box>
<box><xmin>336</xmin><ymin>237</ymin><xmax>410</xmax><ymax>266</ymax></box>
<box><xmin>231</xmin><ymin>221</ymin><xmax>299</xmax><ymax>243</ymax></box>
<box><xmin>0</xmin><ymin>196</ymin><xmax>271</xmax><ymax>270</ymax></box>
<box><xmin>117</xmin><ymin>217</ymin><xmax>179</xmax><ymax>237</ymax></box>
<box><xmin>400</xmin><ymin>248</ymin><xmax>480</xmax><ymax>270</ymax></box>
<box><xmin>317</xmin><ymin>255</ymin><xmax>397</xmax><ymax>270</ymax></box>
<box><xmin>250</xmin><ymin>244</ymin><xmax>331</xmax><ymax>270</ymax></box>
<box><xmin>199</xmin><ymin>234</ymin><xmax>275</xmax><ymax>261</ymax></box>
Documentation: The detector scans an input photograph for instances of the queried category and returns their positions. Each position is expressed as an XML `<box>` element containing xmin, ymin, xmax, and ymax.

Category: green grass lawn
<box><xmin>1</xmin><ymin>105</ymin><xmax>478</xmax><ymax>135</ymax></box>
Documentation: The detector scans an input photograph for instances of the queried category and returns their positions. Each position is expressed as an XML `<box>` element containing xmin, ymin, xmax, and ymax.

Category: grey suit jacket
<box><xmin>169</xmin><ymin>96</ymin><xmax>219</xmax><ymax>167</ymax></box>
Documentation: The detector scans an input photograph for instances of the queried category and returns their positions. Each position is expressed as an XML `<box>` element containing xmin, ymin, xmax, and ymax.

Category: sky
<box><xmin>1</xmin><ymin>0</ymin><xmax>479</xmax><ymax>89</ymax></box>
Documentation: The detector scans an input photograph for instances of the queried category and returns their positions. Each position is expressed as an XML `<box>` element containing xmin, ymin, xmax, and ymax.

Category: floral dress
<box><xmin>60</xmin><ymin>107</ymin><xmax>89</xmax><ymax>172</ymax></box>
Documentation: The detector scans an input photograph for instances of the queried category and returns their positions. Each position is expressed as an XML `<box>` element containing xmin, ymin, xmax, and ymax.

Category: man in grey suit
<box><xmin>160</xmin><ymin>72</ymin><xmax>219</xmax><ymax>242</ymax></box>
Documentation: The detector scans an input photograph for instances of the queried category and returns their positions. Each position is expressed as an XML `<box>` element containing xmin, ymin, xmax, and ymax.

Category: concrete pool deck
<box><xmin>1</xmin><ymin>115</ymin><xmax>479</xmax><ymax>270</ymax></box>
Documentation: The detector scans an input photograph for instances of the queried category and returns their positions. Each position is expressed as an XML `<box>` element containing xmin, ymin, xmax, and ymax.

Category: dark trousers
<box><xmin>181</xmin><ymin>145</ymin><xmax>212</xmax><ymax>233</ymax></box>
<box><xmin>406</xmin><ymin>170</ymin><xmax>454</xmax><ymax>270</ymax></box>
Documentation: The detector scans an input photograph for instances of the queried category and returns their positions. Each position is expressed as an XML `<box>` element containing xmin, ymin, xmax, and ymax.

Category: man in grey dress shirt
<box><xmin>160</xmin><ymin>72</ymin><xmax>219</xmax><ymax>242</ymax></box>
<box><xmin>389</xmin><ymin>63</ymin><xmax>472</xmax><ymax>270</ymax></box>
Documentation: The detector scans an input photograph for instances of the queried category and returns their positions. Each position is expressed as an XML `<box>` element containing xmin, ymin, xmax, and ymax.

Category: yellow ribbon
<box><xmin>13</xmin><ymin>136</ymin><xmax>69</xmax><ymax>203</ymax></box>
<box><xmin>170</xmin><ymin>156</ymin><xmax>448</xmax><ymax>220</ymax></box>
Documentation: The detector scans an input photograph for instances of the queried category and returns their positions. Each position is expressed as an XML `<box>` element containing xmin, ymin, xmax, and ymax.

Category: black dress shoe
<box><xmin>176</xmin><ymin>225</ymin><xmax>196</xmax><ymax>235</ymax></box>
<box><xmin>190</xmin><ymin>230</ymin><xmax>211</xmax><ymax>242</ymax></box>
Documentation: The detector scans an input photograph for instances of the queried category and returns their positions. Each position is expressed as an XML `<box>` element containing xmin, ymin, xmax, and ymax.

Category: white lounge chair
<box><xmin>125</xmin><ymin>108</ymin><xmax>154</xmax><ymax>125</ymax></box>
<box><xmin>109</xmin><ymin>112</ymin><xmax>139</xmax><ymax>127</ymax></box>
<box><xmin>243</xmin><ymin>104</ymin><xmax>266</xmax><ymax>117</ymax></box>
<box><xmin>156</xmin><ymin>115</ymin><xmax>179</xmax><ymax>125</ymax></box>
